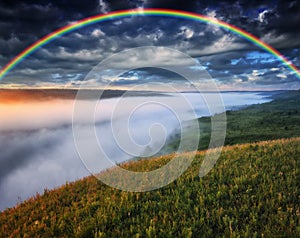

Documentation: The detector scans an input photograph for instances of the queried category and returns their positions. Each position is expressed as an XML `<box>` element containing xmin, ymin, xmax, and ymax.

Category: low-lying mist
<box><xmin>0</xmin><ymin>92</ymin><xmax>271</xmax><ymax>210</ymax></box>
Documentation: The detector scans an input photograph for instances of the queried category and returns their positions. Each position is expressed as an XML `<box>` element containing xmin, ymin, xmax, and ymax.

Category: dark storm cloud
<box><xmin>0</xmin><ymin>0</ymin><xmax>299</xmax><ymax>89</ymax></box>
<box><xmin>1</xmin><ymin>0</ymin><xmax>299</xmax><ymax>53</ymax></box>
<box><xmin>112</xmin><ymin>67</ymin><xmax>187</xmax><ymax>86</ymax></box>
<box><xmin>197</xmin><ymin>48</ymin><xmax>300</xmax><ymax>87</ymax></box>
<box><xmin>146</xmin><ymin>0</ymin><xmax>198</xmax><ymax>11</ymax></box>
<box><xmin>146</xmin><ymin>0</ymin><xmax>300</xmax><ymax>50</ymax></box>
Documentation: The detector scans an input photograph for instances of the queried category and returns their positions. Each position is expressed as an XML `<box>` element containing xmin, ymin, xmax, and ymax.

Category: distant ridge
<box><xmin>0</xmin><ymin>88</ymin><xmax>168</xmax><ymax>102</ymax></box>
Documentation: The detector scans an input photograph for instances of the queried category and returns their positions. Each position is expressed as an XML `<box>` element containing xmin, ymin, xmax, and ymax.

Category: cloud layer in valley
<box><xmin>0</xmin><ymin>91</ymin><xmax>272</xmax><ymax>210</ymax></box>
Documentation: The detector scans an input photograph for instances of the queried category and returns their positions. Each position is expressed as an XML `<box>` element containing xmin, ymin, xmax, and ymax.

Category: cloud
<box><xmin>0</xmin><ymin>94</ymin><xmax>188</xmax><ymax>209</ymax></box>
<box><xmin>98</xmin><ymin>0</ymin><xmax>110</xmax><ymax>13</ymax></box>
<box><xmin>196</xmin><ymin>49</ymin><xmax>300</xmax><ymax>89</ymax></box>
<box><xmin>0</xmin><ymin>126</ymin><xmax>89</xmax><ymax>210</ymax></box>
<box><xmin>0</xmin><ymin>0</ymin><xmax>299</xmax><ymax>90</ymax></box>
<box><xmin>187</xmin><ymin>34</ymin><xmax>247</xmax><ymax>56</ymax></box>
<box><xmin>91</xmin><ymin>28</ymin><xmax>105</xmax><ymax>37</ymax></box>
<box><xmin>258</xmin><ymin>9</ymin><xmax>269</xmax><ymax>23</ymax></box>
<box><xmin>178</xmin><ymin>26</ymin><xmax>194</xmax><ymax>39</ymax></box>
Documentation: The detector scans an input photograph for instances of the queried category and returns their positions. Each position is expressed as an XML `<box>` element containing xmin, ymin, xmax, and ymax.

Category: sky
<box><xmin>0</xmin><ymin>0</ymin><xmax>299</xmax><ymax>90</ymax></box>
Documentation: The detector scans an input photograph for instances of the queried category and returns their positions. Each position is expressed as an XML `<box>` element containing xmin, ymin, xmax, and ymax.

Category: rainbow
<box><xmin>0</xmin><ymin>8</ymin><xmax>299</xmax><ymax>80</ymax></box>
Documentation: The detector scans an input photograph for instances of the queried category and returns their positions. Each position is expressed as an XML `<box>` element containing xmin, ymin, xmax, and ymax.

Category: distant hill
<box><xmin>1</xmin><ymin>138</ymin><xmax>299</xmax><ymax>237</ymax></box>
<box><xmin>0</xmin><ymin>88</ymin><xmax>168</xmax><ymax>103</ymax></box>
<box><xmin>165</xmin><ymin>90</ymin><xmax>300</xmax><ymax>152</ymax></box>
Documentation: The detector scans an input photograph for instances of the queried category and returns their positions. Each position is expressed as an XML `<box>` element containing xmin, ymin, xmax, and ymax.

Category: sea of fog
<box><xmin>0</xmin><ymin>91</ymin><xmax>271</xmax><ymax>210</ymax></box>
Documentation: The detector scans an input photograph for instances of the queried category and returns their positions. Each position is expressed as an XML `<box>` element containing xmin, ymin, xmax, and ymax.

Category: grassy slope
<box><xmin>0</xmin><ymin>138</ymin><xmax>299</xmax><ymax>237</ymax></box>
<box><xmin>223</xmin><ymin>90</ymin><xmax>300</xmax><ymax>145</ymax></box>
<box><xmin>167</xmin><ymin>90</ymin><xmax>300</xmax><ymax>151</ymax></box>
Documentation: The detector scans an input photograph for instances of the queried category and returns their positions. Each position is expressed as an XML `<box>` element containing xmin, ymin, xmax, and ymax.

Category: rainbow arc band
<box><xmin>0</xmin><ymin>8</ymin><xmax>299</xmax><ymax>80</ymax></box>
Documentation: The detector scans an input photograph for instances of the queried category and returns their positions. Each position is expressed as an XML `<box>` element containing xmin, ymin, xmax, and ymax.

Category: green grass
<box><xmin>223</xmin><ymin>90</ymin><xmax>300</xmax><ymax>145</ymax></box>
<box><xmin>167</xmin><ymin>90</ymin><xmax>300</xmax><ymax>151</ymax></box>
<box><xmin>0</xmin><ymin>138</ymin><xmax>299</xmax><ymax>237</ymax></box>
